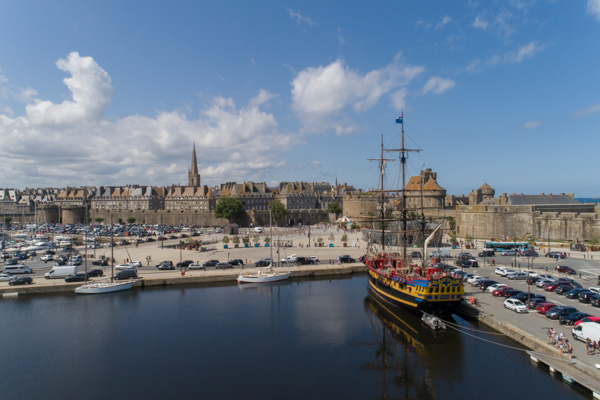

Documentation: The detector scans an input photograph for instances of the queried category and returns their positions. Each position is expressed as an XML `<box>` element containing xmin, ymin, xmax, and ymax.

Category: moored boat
<box><xmin>75</xmin><ymin>280</ymin><xmax>135</xmax><ymax>294</ymax></box>
<box><xmin>237</xmin><ymin>266</ymin><xmax>291</xmax><ymax>283</ymax></box>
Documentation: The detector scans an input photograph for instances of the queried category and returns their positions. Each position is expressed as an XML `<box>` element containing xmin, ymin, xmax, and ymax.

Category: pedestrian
<box><xmin>566</xmin><ymin>340</ymin><xmax>573</xmax><ymax>359</ymax></box>
<box><xmin>595</xmin><ymin>340</ymin><xmax>600</xmax><ymax>355</ymax></box>
<box><xmin>586</xmin><ymin>338</ymin><xmax>593</xmax><ymax>355</ymax></box>
<box><xmin>547</xmin><ymin>328</ymin><xmax>554</xmax><ymax>344</ymax></box>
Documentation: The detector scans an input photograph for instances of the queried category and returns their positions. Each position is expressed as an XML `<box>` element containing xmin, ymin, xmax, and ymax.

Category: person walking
<box><xmin>566</xmin><ymin>340</ymin><xmax>573</xmax><ymax>360</ymax></box>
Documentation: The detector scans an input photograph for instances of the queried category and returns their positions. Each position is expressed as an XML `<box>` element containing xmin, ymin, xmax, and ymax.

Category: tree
<box><xmin>2</xmin><ymin>216</ymin><xmax>12</xmax><ymax>225</ymax></box>
<box><xmin>242</xmin><ymin>236</ymin><xmax>250</xmax><ymax>245</ymax></box>
<box><xmin>232</xmin><ymin>236</ymin><xmax>240</xmax><ymax>245</ymax></box>
<box><xmin>264</xmin><ymin>236</ymin><xmax>270</xmax><ymax>245</ymax></box>
<box><xmin>95</xmin><ymin>217</ymin><xmax>105</xmax><ymax>224</ymax></box>
<box><xmin>214</xmin><ymin>196</ymin><xmax>244</xmax><ymax>220</ymax></box>
<box><xmin>317</xmin><ymin>237</ymin><xmax>324</xmax><ymax>246</ymax></box>
<box><xmin>446</xmin><ymin>216</ymin><xmax>456</xmax><ymax>232</ymax></box>
<box><xmin>268</xmin><ymin>199</ymin><xmax>288</xmax><ymax>224</ymax></box>
<box><xmin>253</xmin><ymin>234</ymin><xmax>260</xmax><ymax>245</ymax></box>
<box><xmin>118</xmin><ymin>218</ymin><xmax>123</xmax><ymax>224</ymax></box>
<box><xmin>341</xmin><ymin>234</ymin><xmax>348</xmax><ymax>244</ymax></box>
<box><xmin>328</xmin><ymin>202</ymin><xmax>342</xmax><ymax>216</ymax></box>
<box><xmin>328</xmin><ymin>233</ymin><xmax>335</xmax><ymax>244</ymax></box>
<box><xmin>222</xmin><ymin>235</ymin><xmax>230</xmax><ymax>245</ymax></box>
<box><xmin>127</xmin><ymin>217</ymin><xmax>136</xmax><ymax>224</ymax></box>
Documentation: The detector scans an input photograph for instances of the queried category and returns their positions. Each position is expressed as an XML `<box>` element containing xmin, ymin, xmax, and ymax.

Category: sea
<box><xmin>1</xmin><ymin>276</ymin><xmax>589</xmax><ymax>400</ymax></box>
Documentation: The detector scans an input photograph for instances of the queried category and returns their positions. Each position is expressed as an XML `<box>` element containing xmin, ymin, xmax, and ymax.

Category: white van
<box><xmin>429</xmin><ymin>248</ymin><xmax>451</xmax><ymax>258</ymax></box>
<box><xmin>4</xmin><ymin>264</ymin><xmax>33</xmax><ymax>274</ymax></box>
<box><xmin>44</xmin><ymin>265</ymin><xmax>77</xmax><ymax>279</ymax></box>
<box><xmin>572</xmin><ymin>322</ymin><xmax>600</xmax><ymax>343</ymax></box>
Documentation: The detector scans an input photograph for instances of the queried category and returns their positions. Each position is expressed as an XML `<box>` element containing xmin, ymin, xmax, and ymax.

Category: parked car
<box><xmin>92</xmin><ymin>259</ymin><xmax>108</xmax><ymax>266</ymax></box>
<box><xmin>202</xmin><ymin>260</ymin><xmax>220</xmax><ymax>269</ymax></box>
<box><xmin>229</xmin><ymin>259</ymin><xmax>244</xmax><ymax>266</ymax></box>
<box><xmin>469</xmin><ymin>277</ymin><xmax>486</xmax><ymax>287</ymax></box>
<box><xmin>555</xmin><ymin>265</ymin><xmax>576</xmax><ymax>275</ymax></box>
<box><xmin>501</xmin><ymin>249</ymin><xmax>518</xmax><ymax>256</ymax></box>
<box><xmin>520</xmin><ymin>249</ymin><xmax>539</xmax><ymax>257</ymax></box>
<box><xmin>535</xmin><ymin>302</ymin><xmax>557</xmax><ymax>314</ymax></box>
<box><xmin>578</xmin><ymin>291</ymin><xmax>596</xmax><ymax>303</ymax></box>
<box><xmin>575</xmin><ymin>316</ymin><xmax>600</xmax><ymax>326</ymax></box>
<box><xmin>528</xmin><ymin>297</ymin><xmax>547</xmax><ymax>309</ymax></box>
<box><xmin>526</xmin><ymin>276</ymin><xmax>541</xmax><ymax>286</ymax></box>
<box><xmin>176</xmin><ymin>260</ymin><xmax>194</xmax><ymax>269</ymax></box>
<box><xmin>157</xmin><ymin>260</ymin><xmax>174</xmax><ymax>270</ymax></box>
<box><xmin>309</xmin><ymin>256</ymin><xmax>319</xmax><ymax>263</ymax></box>
<box><xmin>545</xmin><ymin>306</ymin><xmax>578</xmax><ymax>320</ymax></box>
<box><xmin>479</xmin><ymin>279</ymin><xmax>498</xmax><ymax>291</ymax></box>
<box><xmin>566</xmin><ymin>288</ymin><xmax>588</xmax><ymax>299</ymax></box>
<box><xmin>591</xmin><ymin>295</ymin><xmax>600</xmax><ymax>307</ymax></box>
<box><xmin>8</xmin><ymin>276</ymin><xmax>33</xmax><ymax>285</ymax></box>
<box><xmin>456</xmin><ymin>260</ymin><xmax>471</xmax><ymax>268</ymax></box>
<box><xmin>555</xmin><ymin>284</ymin><xmax>576</xmax><ymax>295</ymax></box>
<box><xmin>296</xmin><ymin>257</ymin><xmax>315</xmax><ymax>265</ymax></box>
<box><xmin>215</xmin><ymin>262</ymin><xmax>233</xmax><ymax>269</ymax></box>
<box><xmin>188</xmin><ymin>263</ymin><xmax>204</xmax><ymax>270</ymax></box>
<box><xmin>410</xmin><ymin>251</ymin><xmax>422</xmax><ymax>259</ymax></box>
<box><xmin>255</xmin><ymin>258</ymin><xmax>272</xmax><ymax>267</ymax></box>
<box><xmin>513</xmin><ymin>292</ymin><xmax>545</xmax><ymax>303</ymax></box>
<box><xmin>504</xmin><ymin>298</ymin><xmax>528</xmax><ymax>313</ymax></box>
<box><xmin>113</xmin><ymin>269</ymin><xmax>138</xmax><ymax>280</ymax></box>
<box><xmin>64</xmin><ymin>273</ymin><xmax>90</xmax><ymax>283</ymax></box>
<box><xmin>455</xmin><ymin>252</ymin><xmax>472</xmax><ymax>259</ymax></box>
<box><xmin>535</xmin><ymin>279</ymin><xmax>556</xmax><ymax>288</ymax></box>
<box><xmin>493</xmin><ymin>286</ymin><xmax>514</xmax><ymax>297</ymax></box>
<box><xmin>495</xmin><ymin>267</ymin><xmax>509</xmax><ymax>275</ymax></box>
<box><xmin>559</xmin><ymin>312</ymin><xmax>591</xmax><ymax>326</ymax></box>
<box><xmin>88</xmin><ymin>269</ymin><xmax>104</xmax><ymax>277</ymax></box>
<box><xmin>499</xmin><ymin>269</ymin><xmax>517</xmax><ymax>277</ymax></box>
<box><xmin>281</xmin><ymin>254</ymin><xmax>298</xmax><ymax>263</ymax></box>
<box><xmin>40</xmin><ymin>254</ymin><xmax>54</xmax><ymax>262</ymax></box>
<box><xmin>337</xmin><ymin>255</ymin><xmax>355</xmax><ymax>263</ymax></box>
<box><xmin>115</xmin><ymin>263</ymin><xmax>135</xmax><ymax>271</ymax></box>
<box><xmin>547</xmin><ymin>251</ymin><xmax>567</xmax><ymax>259</ymax></box>
<box><xmin>503</xmin><ymin>289</ymin><xmax>523</xmax><ymax>298</ymax></box>
<box><xmin>507</xmin><ymin>272</ymin><xmax>529</xmax><ymax>280</ymax></box>
<box><xmin>486</xmin><ymin>283</ymin><xmax>508</xmax><ymax>293</ymax></box>
<box><xmin>479</xmin><ymin>250</ymin><xmax>495</xmax><ymax>257</ymax></box>
<box><xmin>0</xmin><ymin>272</ymin><xmax>15</xmax><ymax>281</ymax></box>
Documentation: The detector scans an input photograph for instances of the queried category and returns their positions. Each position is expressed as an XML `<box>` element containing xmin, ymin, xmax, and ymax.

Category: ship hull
<box><xmin>367</xmin><ymin>268</ymin><xmax>461</xmax><ymax>317</ymax></box>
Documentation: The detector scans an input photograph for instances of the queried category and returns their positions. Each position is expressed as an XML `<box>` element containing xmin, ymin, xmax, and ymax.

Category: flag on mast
<box><xmin>396</xmin><ymin>113</ymin><xmax>403</xmax><ymax>124</ymax></box>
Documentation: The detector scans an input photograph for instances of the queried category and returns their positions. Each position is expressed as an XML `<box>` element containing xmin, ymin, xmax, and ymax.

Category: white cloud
<box><xmin>291</xmin><ymin>55</ymin><xmax>424</xmax><ymax>134</ymax></box>
<box><xmin>311</xmin><ymin>160</ymin><xmax>321</xmax><ymax>167</ymax></box>
<box><xmin>391</xmin><ymin>88</ymin><xmax>408</xmax><ymax>111</ymax></box>
<box><xmin>436</xmin><ymin>16</ymin><xmax>452</xmax><ymax>30</ymax></box>
<box><xmin>473</xmin><ymin>16</ymin><xmax>489</xmax><ymax>29</ymax></box>
<box><xmin>0</xmin><ymin>53</ymin><xmax>296</xmax><ymax>188</ymax></box>
<box><xmin>504</xmin><ymin>41</ymin><xmax>546</xmax><ymax>63</ymax></box>
<box><xmin>522</xmin><ymin>121</ymin><xmax>541</xmax><ymax>129</ymax></box>
<box><xmin>26</xmin><ymin>52</ymin><xmax>113</xmax><ymax>126</ymax></box>
<box><xmin>288</xmin><ymin>9</ymin><xmax>316</xmax><ymax>26</ymax></box>
<box><xmin>422</xmin><ymin>77</ymin><xmax>456</xmax><ymax>94</ymax></box>
<box><xmin>574</xmin><ymin>103</ymin><xmax>600</xmax><ymax>117</ymax></box>
<box><xmin>587</xmin><ymin>0</ymin><xmax>600</xmax><ymax>20</ymax></box>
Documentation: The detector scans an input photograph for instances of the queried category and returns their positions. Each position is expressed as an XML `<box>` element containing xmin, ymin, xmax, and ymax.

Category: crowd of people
<box><xmin>547</xmin><ymin>328</ymin><xmax>574</xmax><ymax>359</ymax></box>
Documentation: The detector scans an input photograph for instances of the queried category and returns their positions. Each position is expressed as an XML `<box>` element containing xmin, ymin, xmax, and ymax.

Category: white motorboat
<box><xmin>75</xmin><ymin>281</ymin><xmax>135</xmax><ymax>294</ymax></box>
<box><xmin>237</xmin><ymin>265</ymin><xmax>291</xmax><ymax>283</ymax></box>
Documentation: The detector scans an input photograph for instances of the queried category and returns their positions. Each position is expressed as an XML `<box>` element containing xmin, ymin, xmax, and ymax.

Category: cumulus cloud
<box><xmin>422</xmin><ymin>77</ymin><xmax>456</xmax><ymax>94</ymax></box>
<box><xmin>588</xmin><ymin>0</ymin><xmax>600</xmax><ymax>20</ymax></box>
<box><xmin>522</xmin><ymin>121</ymin><xmax>541</xmax><ymax>129</ymax></box>
<box><xmin>288</xmin><ymin>9</ymin><xmax>316</xmax><ymax>26</ymax></box>
<box><xmin>26</xmin><ymin>52</ymin><xmax>113</xmax><ymax>126</ymax></box>
<box><xmin>291</xmin><ymin>55</ymin><xmax>424</xmax><ymax>134</ymax></box>
<box><xmin>0</xmin><ymin>53</ymin><xmax>296</xmax><ymax>188</ymax></box>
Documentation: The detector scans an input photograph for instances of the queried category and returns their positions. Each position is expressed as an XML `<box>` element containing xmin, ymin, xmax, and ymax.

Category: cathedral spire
<box><xmin>188</xmin><ymin>142</ymin><xmax>201</xmax><ymax>187</ymax></box>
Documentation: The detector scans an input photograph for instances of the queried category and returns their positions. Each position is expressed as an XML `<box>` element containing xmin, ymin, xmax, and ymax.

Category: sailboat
<box><xmin>238</xmin><ymin>210</ymin><xmax>291</xmax><ymax>284</ymax></box>
<box><xmin>364</xmin><ymin>114</ymin><xmax>464</xmax><ymax>316</ymax></box>
<box><xmin>75</xmin><ymin>216</ymin><xmax>135</xmax><ymax>294</ymax></box>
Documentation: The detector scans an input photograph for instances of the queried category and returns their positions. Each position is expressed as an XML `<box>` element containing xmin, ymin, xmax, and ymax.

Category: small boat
<box><xmin>75</xmin><ymin>215</ymin><xmax>135</xmax><ymax>295</ymax></box>
<box><xmin>75</xmin><ymin>280</ymin><xmax>135</xmax><ymax>294</ymax></box>
<box><xmin>238</xmin><ymin>265</ymin><xmax>291</xmax><ymax>283</ymax></box>
<box><xmin>238</xmin><ymin>210</ymin><xmax>291</xmax><ymax>284</ymax></box>
<box><xmin>421</xmin><ymin>312</ymin><xmax>446</xmax><ymax>331</ymax></box>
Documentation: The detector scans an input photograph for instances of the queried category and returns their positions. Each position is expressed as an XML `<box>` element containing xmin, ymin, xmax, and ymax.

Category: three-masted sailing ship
<box><xmin>364</xmin><ymin>114</ymin><xmax>464</xmax><ymax>316</ymax></box>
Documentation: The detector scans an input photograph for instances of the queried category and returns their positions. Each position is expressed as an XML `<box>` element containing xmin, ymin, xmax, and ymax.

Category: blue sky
<box><xmin>1</xmin><ymin>0</ymin><xmax>599</xmax><ymax>197</ymax></box>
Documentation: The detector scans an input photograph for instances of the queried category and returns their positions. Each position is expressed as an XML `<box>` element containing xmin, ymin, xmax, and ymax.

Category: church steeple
<box><xmin>188</xmin><ymin>142</ymin><xmax>201</xmax><ymax>187</ymax></box>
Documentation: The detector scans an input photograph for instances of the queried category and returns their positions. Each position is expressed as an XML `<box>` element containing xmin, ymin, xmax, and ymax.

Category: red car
<box><xmin>574</xmin><ymin>316</ymin><xmax>600</xmax><ymax>326</ymax></box>
<box><xmin>544</xmin><ymin>283</ymin><xmax>560</xmax><ymax>292</ymax></box>
<box><xmin>492</xmin><ymin>287</ymin><xmax>514</xmax><ymax>297</ymax></box>
<box><xmin>535</xmin><ymin>302</ymin><xmax>557</xmax><ymax>314</ymax></box>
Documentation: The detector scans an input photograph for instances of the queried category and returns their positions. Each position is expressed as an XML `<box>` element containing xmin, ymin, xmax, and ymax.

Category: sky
<box><xmin>0</xmin><ymin>0</ymin><xmax>599</xmax><ymax>197</ymax></box>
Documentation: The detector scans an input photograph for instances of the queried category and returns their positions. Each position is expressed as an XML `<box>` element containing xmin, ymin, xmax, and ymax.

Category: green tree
<box><xmin>328</xmin><ymin>202</ymin><xmax>342</xmax><ymax>216</ymax></box>
<box><xmin>2</xmin><ymin>216</ymin><xmax>12</xmax><ymax>225</ymax></box>
<box><xmin>341</xmin><ymin>234</ymin><xmax>348</xmax><ymax>244</ymax></box>
<box><xmin>268</xmin><ymin>199</ymin><xmax>288</xmax><ymax>224</ymax></box>
<box><xmin>242</xmin><ymin>236</ymin><xmax>250</xmax><ymax>245</ymax></box>
<box><xmin>328</xmin><ymin>233</ymin><xmax>335</xmax><ymax>244</ymax></box>
<box><xmin>446</xmin><ymin>216</ymin><xmax>456</xmax><ymax>232</ymax></box>
<box><xmin>253</xmin><ymin>234</ymin><xmax>260</xmax><ymax>245</ymax></box>
<box><xmin>118</xmin><ymin>218</ymin><xmax>123</xmax><ymax>224</ymax></box>
<box><xmin>214</xmin><ymin>196</ymin><xmax>244</xmax><ymax>220</ymax></box>
<box><xmin>222</xmin><ymin>235</ymin><xmax>230</xmax><ymax>245</ymax></box>
<box><xmin>317</xmin><ymin>237</ymin><xmax>324</xmax><ymax>246</ymax></box>
<box><xmin>264</xmin><ymin>236</ymin><xmax>270</xmax><ymax>245</ymax></box>
<box><xmin>589</xmin><ymin>238</ymin><xmax>599</xmax><ymax>245</ymax></box>
<box><xmin>127</xmin><ymin>217</ymin><xmax>136</xmax><ymax>224</ymax></box>
<box><xmin>232</xmin><ymin>236</ymin><xmax>240</xmax><ymax>245</ymax></box>
<box><xmin>95</xmin><ymin>217</ymin><xmax>105</xmax><ymax>224</ymax></box>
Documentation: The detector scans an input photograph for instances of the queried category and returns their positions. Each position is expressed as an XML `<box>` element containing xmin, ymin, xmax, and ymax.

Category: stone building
<box><xmin>91</xmin><ymin>185</ymin><xmax>164</xmax><ymax>212</ymax></box>
<box><xmin>164</xmin><ymin>185</ymin><xmax>214</xmax><ymax>212</ymax></box>
<box><xmin>403</xmin><ymin>168</ymin><xmax>446</xmax><ymax>210</ymax></box>
<box><xmin>219</xmin><ymin>182</ymin><xmax>274</xmax><ymax>211</ymax></box>
<box><xmin>277</xmin><ymin>182</ymin><xmax>318</xmax><ymax>210</ymax></box>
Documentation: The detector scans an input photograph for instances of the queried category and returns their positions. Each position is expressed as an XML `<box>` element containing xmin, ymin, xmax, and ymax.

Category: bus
<box><xmin>484</xmin><ymin>241</ymin><xmax>529</xmax><ymax>252</ymax></box>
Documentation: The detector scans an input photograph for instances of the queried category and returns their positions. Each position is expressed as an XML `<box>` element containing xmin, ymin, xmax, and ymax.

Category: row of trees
<box><xmin>214</xmin><ymin>197</ymin><xmax>343</xmax><ymax>225</ymax></box>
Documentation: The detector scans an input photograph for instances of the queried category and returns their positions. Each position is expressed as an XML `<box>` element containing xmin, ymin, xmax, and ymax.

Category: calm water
<box><xmin>1</xmin><ymin>276</ymin><xmax>588</xmax><ymax>400</ymax></box>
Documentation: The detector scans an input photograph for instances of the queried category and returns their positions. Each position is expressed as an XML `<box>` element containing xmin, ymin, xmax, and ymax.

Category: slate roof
<box><xmin>507</xmin><ymin>194</ymin><xmax>578</xmax><ymax>205</ymax></box>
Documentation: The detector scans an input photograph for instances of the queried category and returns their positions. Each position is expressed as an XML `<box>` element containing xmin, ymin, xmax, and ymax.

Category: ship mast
<box><xmin>368</xmin><ymin>136</ymin><xmax>395</xmax><ymax>252</ymax></box>
<box><xmin>386</xmin><ymin>114</ymin><xmax>421</xmax><ymax>270</ymax></box>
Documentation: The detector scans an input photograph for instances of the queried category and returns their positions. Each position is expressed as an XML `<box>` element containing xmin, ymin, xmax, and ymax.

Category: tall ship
<box><xmin>364</xmin><ymin>114</ymin><xmax>464</xmax><ymax>316</ymax></box>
